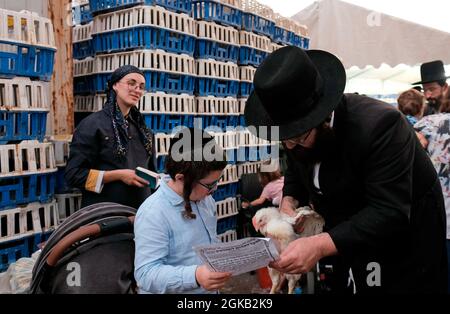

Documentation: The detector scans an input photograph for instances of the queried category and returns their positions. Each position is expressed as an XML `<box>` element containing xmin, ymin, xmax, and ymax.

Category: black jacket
<box><xmin>65</xmin><ymin>108</ymin><xmax>154</xmax><ymax>209</ymax></box>
<box><xmin>283</xmin><ymin>94</ymin><xmax>448</xmax><ymax>293</ymax></box>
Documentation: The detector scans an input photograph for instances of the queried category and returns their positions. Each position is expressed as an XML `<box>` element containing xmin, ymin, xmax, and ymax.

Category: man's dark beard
<box><xmin>427</xmin><ymin>98</ymin><xmax>442</xmax><ymax>112</ymax></box>
<box><xmin>286</xmin><ymin>124</ymin><xmax>337</xmax><ymax>164</ymax></box>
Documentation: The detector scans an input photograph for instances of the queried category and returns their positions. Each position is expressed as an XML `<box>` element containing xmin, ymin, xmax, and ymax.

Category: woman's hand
<box><xmin>117</xmin><ymin>169</ymin><xmax>149</xmax><ymax>187</ymax></box>
<box><xmin>195</xmin><ymin>265</ymin><xmax>232</xmax><ymax>291</ymax></box>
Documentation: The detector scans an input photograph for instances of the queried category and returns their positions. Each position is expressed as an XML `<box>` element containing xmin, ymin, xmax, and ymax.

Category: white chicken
<box><xmin>252</xmin><ymin>206</ymin><xmax>325</xmax><ymax>294</ymax></box>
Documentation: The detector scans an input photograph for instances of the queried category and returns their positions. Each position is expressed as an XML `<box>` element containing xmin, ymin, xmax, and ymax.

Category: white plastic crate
<box><xmin>211</xmin><ymin>131</ymin><xmax>238</xmax><ymax>150</ymax></box>
<box><xmin>196</xmin><ymin>96</ymin><xmax>238</xmax><ymax>116</ymax></box>
<box><xmin>155</xmin><ymin>131</ymin><xmax>240</xmax><ymax>158</ymax></box>
<box><xmin>0</xmin><ymin>141</ymin><xmax>57</xmax><ymax>178</ymax></box>
<box><xmin>154</xmin><ymin>132</ymin><xmax>172</xmax><ymax>158</ymax></box>
<box><xmin>49</xmin><ymin>135</ymin><xmax>73</xmax><ymax>167</ymax></box>
<box><xmin>237</xmin><ymin>129</ymin><xmax>272</xmax><ymax>147</ymax></box>
<box><xmin>0</xmin><ymin>9</ymin><xmax>56</xmax><ymax>48</ymax></box>
<box><xmin>216</xmin><ymin>197</ymin><xmax>238</xmax><ymax>219</ymax></box>
<box><xmin>73</xmin><ymin>57</ymin><xmax>95</xmax><ymax>77</ymax></box>
<box><xmin>138</xmin><ymin>92</ymin><xmax>195</xmax><ymax>115</ymax></box>
<box><xmin>237</xmin><ymin>97</ymin><xmax>246</xmax><ymax>115</ymax></box>
<box><xmin>55</xmin><ymin>193</ymin><xmax>82</xmax><ymax>223</ymax></box>
<box><xmin>0</xmin><ymin>200</ymin><xmax>59</xmax><ymax>244</ymax></box>
<box><xmin>241</xmin><ymin>0</ymin><xmax>274</xmax><ymax>19</ymax></box>
<box><xmin>0</xmin><ymin>77</ymin><xmax>50</xmax><ymax>111</ymax></box>
<box><xmin>218</xmin><ymin>164</ymin><xmax>238</xmax><ymax>186</ymax></box>
<box><xmin>273</xmin><ymin>13</ymin><xmax>309</xmax><ymax>37</ymax></box>
<box><xmin>237</xmin><ymin>161</ymin><xmax>264</xmax><ymax>177</ymax></box>
<box><xmin>196</xmin><ymin>21</ymin><xmax>239</xmax><ymax>46</ymax></box>
<box><xmin>218</xmin><ymin>229</ymin><xmax>237</xmax><ymax>243</ymax></box>
<box><xmin>95</xmin><ymin>49</ymin><xmax>197</xmax><ymax>76</ymax></box>
<box><xmin>270</xmin><ymin>42</ymin><xmax>285</xmax><ymax>52</ymax></box>
<box><xmin>214</xmin><ymin>0</ymin><xmax>243</xmax><ymax>8</ymax></box>
<box><xmin>93</xmin><ymin>5</ymin><xmax>196</xmax><ymax>36</ymax></box>
<box><xmin>239</xmin><ymin>30</ymin><xmax>271</xmax><ymax>52</ymax></box>
<box><xmin>74</xmin><ymin>94</ymin><xmax>105</xmax><ymax>112</ymax></box>
<box><xmin>73</xmin><ymin>21</ymin><xmax>93</xmax><ymax>43</ymax></box>
<box><xmin>239</xmin><ymin>66</ymin><xmax>255</xmax><ymax>83</ymax></box>
<box><xmin>196</xmin><ymin>59</ymin><xmax>239</xmax><ymax>80</ymax></box>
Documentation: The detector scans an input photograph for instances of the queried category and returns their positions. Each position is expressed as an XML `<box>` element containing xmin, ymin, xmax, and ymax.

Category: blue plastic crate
<box><xmin>155</xmin><ymin>155</ymin><xmax>167</xmax><ymax>173</ymax></box>
<box><xmin>93</xmin><ymin>27</ymin><xmax>196</xmax><ymax>56</ymax></box>
<box><xmin>143</xmin><ymin>113</ymin><xmax>195</xmax><ymax>133</ymax></box>
<box><xmin>196</xmin><ymin>78</ymin><xmax>239</xmax><ymax>97</ymax></box>
<box><xmin>92</xmin><ymin>72</ymin><xmax>195</xmax><ymax>94</ymax></box>
<box><xmin>273</xmin><ymin>26</ymin><xmax>289</xmax><ymax>45</ymax></box>
<box><xmin>195</xmin><ymin>39</ymin><xmax>239</xmax><ymax>63</ymax></box>
<box><xmin>199</xmin><ymin>115</ymin><xmax>238</xmax><ymax>130</ymax></box>
<box><xmin>55</xmin><ymin>167</ymin><xmax>76</xmax><ymax>194</ymax></box>
<box><xmin>0</xmin><ymin>237</ymin><xmax>29</xmax><ymax>272</ymax></box>
<box><xmin>0</xmin><ymin>111</ymin><xmax>47</xmax><ymax>144</ymax></box>
<box><xmin>239</xmin><ymin>81</ymin><xmax>253</xmax><ymax>97</ymax></box>
<box><xmin>302</xmin><ymin>37</ymin><xmax>310</xmax><ymax>49</ymax></box>
<box><xmin>239</xmin><ymin>46</ymin><xmax>269</xmax><ymax>67</ymax></box>
<box><xmin>90</xmin><ymin>0</ymin><xmax>192</xmax><ymax>15</ymax></box>
<box><xmin>73</xmin><ymin>40</ymin><xmax>95</xmax><ymax>60</ymax></box>
<box><xmin>80</xmin><ymin>4</ymin><xmax>93</xmax><ymax>24</ymax></box>
<box><xmin>213</xmin><ymin>182</ymin><xmax>239</xmax><ymax>202</ymax></box>
<box><xmin>0</xmin><ymin>173</ymin><xmax>56</xmax><ymax>211</ymax></box>
<box><xmin>0</xmin><ymin>40</ymin><xmax>56</xmax><ymax>81</ymax></box>
<box><xmin>242</xmin><ymin>13</ymin><xmax>275</xmax><ymax>39</ymax></box>
<box><xmin>237</xmin><ymin>115</ymin><xmax>246</xmax><ymax>127</ymax></box>
<box><xmin>0</xmin><ymin>231</ymin><xmax>53</xmax><ymax>272</ymax></box>
<box><xmin>217</xmin><ymin>215</ymin><xmax>237</xmax><ymax>234</ymax></box>
<box><xmin>273</xmin><ymin>26</ymin><xmax>310</xmax><ymax>49</ymax></box>
<box><xmin>192</xmin><ymin>0</ymin><xmax>242</xmax><ymax>29</ymax></box>
<box><xmin>74</xmin><ymin>75</ymin><xmax>96</xmax><ymax>95</ymax></box>
<box><xmin>237</xmin><ymin>145</ymin><xmax>275</xmax><ymax>162</ymax></box>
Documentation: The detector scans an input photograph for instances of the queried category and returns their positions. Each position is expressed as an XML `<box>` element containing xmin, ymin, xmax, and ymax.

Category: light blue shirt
<box><xmin>134</xmin><ymin>174</ymin><xmax>219</xmax><ymax>294</ymax></box>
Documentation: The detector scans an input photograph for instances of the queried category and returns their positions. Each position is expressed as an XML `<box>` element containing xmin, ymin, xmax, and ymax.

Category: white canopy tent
<box><xmin>292</xmin><ymin>0</ymin><xmax>450</xmax><ymax>96</ymax></box>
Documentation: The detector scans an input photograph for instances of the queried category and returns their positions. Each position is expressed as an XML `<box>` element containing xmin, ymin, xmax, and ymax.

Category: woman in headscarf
<box><xmin>65</xmin><ymin>65</ymin><xmax>155</xmax><ymax>209</ymax></box>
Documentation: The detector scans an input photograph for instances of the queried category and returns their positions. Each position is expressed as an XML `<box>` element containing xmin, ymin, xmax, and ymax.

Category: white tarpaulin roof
<box><xmin>292</xmin><ymin>0</ymin><xmax>450</xmax><ymax>94</ymax></box>
<box><xmin>292</xmin><ymin>0</ymin><xmax>450</xmax><ymax>68</ymax></box>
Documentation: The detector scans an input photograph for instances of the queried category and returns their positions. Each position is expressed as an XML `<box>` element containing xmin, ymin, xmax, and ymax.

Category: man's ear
<box><xmin>174</xmin><ymin>174</ymin><xmax>184</xmax><ymax>182</ymax></box>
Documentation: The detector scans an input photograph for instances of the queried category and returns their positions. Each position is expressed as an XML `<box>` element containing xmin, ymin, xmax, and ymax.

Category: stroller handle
<box><xmin>46</xmin><ymin>216</ymin><xmax>135</xmax><ymax>267</ymax></box>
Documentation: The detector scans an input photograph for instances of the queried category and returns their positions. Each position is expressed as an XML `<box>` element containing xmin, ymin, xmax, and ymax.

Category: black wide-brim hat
<box><xmin>413</xmin><ymin>60</ymin><xmax>449</xmax><ymax>85</ymax></box>
<box><xmin>244</xmin><ymin>46</ymin><xmax>346</xmax><ymax>141</ymax></box>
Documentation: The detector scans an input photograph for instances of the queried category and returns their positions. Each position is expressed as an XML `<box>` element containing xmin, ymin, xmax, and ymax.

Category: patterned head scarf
<box><xmin>104</xmin><ymin>65</ymin><xmax>153</xmax><ymax>158</ymax></box>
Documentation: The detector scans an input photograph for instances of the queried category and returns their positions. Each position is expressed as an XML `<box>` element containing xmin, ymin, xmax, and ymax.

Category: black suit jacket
<box><xmin>283</xmin><ymin>94</ymin><xmax>448</xmax><ymax>293</ymax></box>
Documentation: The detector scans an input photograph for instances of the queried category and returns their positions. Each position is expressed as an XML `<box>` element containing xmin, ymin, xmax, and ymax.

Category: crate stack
<box><xmin>71</xmin><ymin>1</ymin><xmax>309</xmax><ymax>243</ymax></box>
<box><xmin>72</xmin><ymin>0</ymin><xmax>93</xmax><ymax>26</ymax></box>
<box><xmin>50</xmin><ymin>134</ymin><xmax>83</xmax><ymax>226</ymax></box>
<box><xmin>0</xmin><ymin>9</ymin><xmax>58</xmax><ymax>272</ymax></box>
<box><xmin>73</xmin><ymin>1</ymin><xmax>197</xmax><ymax>128</ymax></box>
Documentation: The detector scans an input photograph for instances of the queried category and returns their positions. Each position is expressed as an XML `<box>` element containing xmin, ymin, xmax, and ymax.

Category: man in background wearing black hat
<box><xmin>414</xmin><ymin>60</ymin><xmax>449</xmax><ymax>116</ymax></box>
<box><xmin>245</xmin><ymin>46</ymin><xmax>447</xmax><ymax>294</ymax></box>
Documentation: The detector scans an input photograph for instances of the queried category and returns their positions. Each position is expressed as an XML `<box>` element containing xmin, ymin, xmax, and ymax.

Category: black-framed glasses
<box><xmin>118</xmin><ymin>79</ymin><xmax>146</xmax><ymax>92</ymax></box>
<box><xmin>284</xmin><ymin>128</ymin><xmax>314</xmax><ymax>146</ymax></box>
<box><xmin>197</xmin><ymin>178</ymin><xmax>221</xmax><ymax>193</ymax></box>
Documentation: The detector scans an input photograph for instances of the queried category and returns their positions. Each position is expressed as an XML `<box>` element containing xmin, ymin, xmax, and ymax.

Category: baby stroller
<box><xmin>29</xmin><ymin>202</ymin><xmax>137</xmax><ymax>294</ymax></box>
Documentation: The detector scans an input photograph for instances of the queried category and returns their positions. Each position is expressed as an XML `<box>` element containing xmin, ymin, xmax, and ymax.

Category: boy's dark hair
<box><xmin>165</xmin><ymin>128</ymin><xmax>227</xmax><ymax>219</ymax></box>
<box><xmin>397</xmin><ymin>89</ymin><xmax>425</xmax><ymax>117</ymax></box>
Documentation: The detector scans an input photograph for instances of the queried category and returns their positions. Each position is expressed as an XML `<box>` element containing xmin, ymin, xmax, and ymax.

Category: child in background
<box><xmin>241</xmin><ymin>169</ymin><xmax>284</xmax><ymax>209</ymax></box>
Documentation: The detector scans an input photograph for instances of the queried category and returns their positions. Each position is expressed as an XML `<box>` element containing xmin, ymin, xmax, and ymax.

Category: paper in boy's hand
<box><xmin>135</xmin><ymin>167</ymin><xmax>160</xmax><ymax>189</ymax></box>
<box><xmin>194</xmin><ymin>237</ymin><xmax>280</xmax><ymax>276</ymax></box>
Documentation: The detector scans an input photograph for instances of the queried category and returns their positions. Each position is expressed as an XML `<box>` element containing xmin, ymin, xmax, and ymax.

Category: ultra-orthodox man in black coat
<box><xmin>283</xmin><ymin>94</ymin><xmax>447</xmax><ymax>293</ymax></box>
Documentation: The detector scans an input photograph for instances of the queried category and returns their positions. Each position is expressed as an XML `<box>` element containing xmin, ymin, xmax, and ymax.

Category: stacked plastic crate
<box><xmin>0</xmin><ymin>9</ymin><xmax>58</xmax><ymax>272</ymax></box>
<box><xmin>192</xmin><ymin>0</ymin><xmax>243</xmax><ymax>242</ymax></box>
